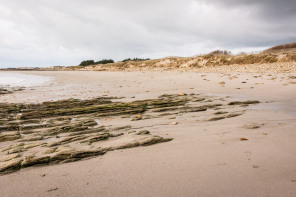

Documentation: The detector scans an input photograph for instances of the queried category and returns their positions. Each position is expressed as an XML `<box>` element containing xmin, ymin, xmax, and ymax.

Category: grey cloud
<box><xmin>0</xmin><ymin>0</ymin><xmax>295</xmax><ymax>68</ymax></box>
<box><xmin>204</xmin><ymin>0</ymin><xmax>296</xmax><ymax>19</ymax></box>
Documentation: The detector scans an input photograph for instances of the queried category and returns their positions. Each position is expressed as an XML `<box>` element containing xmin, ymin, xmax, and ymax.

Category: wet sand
<box><xmin>0</xmin><ymin>71</ymin><xmax>296</xmax><ymax>196</ymax></box>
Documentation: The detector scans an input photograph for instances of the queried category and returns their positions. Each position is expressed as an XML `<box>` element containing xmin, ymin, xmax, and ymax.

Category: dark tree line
<box><xmin>79</xmin><ymin>57</ymin><xmax>151</xmax><ymax>66</ymax></box>
<box><xmin>79</xmin><ymin>59</ymin><xmax>114</xmax><ymax>66</ymax></box>
<box><xmin>122</xmin><ymin>58</ymin><xmax>150</xmax><ymax>62</ymax></box>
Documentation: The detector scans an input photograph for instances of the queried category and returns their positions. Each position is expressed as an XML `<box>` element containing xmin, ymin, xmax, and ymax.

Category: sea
<box><xmin>0</xmin><ymin>72</ymin><xmax>53</xmax><ymax>88</ymax></box>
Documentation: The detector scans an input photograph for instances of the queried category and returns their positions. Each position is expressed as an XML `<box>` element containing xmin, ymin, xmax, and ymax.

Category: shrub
<box><xmin>122</xmin><ymin>58</ymin><xmax>150</xmax><ymax>62</ymax></box>
<box><xmin>79</xmin><ymin>59</ymin><xmax>114</xmax><ymax>66</ymax></box>
<box><xmin>289</xmin><ymin>54</ymin><xmax>296</xmax><ymax>61</ymax></box>
<box><xmin>79</xmin><ymin>60</ymin><xmax>95</xmax><ymax>66</ymax></box>
<box><xmin>95</xmin><ymin>59</ymin><xmax>114</xmax><ymax>64</ymax></box>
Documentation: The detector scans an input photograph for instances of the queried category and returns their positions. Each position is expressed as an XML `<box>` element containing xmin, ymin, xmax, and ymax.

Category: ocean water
<box><xmin>0</xmin><ymin>72</ymin><xmax>53</xmax><ymax>87</ymax></box>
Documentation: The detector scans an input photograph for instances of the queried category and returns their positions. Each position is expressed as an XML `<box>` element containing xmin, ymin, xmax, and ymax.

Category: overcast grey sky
<box><xmin>0</xmin><ymin>0</ymin><xmax>295</xmax><ymax>68</ymax></box>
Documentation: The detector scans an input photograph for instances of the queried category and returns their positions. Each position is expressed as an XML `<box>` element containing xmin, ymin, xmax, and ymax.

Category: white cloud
<box><xmin>0</xmin><ymin>0</ymin><xmax>295</xmax><ymax>67</ymax></box>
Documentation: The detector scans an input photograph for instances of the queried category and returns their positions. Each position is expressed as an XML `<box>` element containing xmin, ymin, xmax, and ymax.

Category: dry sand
<box><xmin>0</xmin><ymin>71</ymin><xmax>296</xmax><ymax>196</ymax></box>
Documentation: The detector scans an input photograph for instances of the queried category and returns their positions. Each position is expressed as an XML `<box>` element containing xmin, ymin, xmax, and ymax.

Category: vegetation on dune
<box><xmin>264</xmin><ymin>42</ymin><xmax>296</xmax><ymax>53</ymax></box>
<box><xmin>228</xmin><ymin>54</ymin><xmax>278</xmax><ymax>65</ymax></box>
<box><xmin>122</xmin><ymin>58</ymin><xmax>150</xmax><ymax>62</ymax></box>
<box><xmin>79</xmin><ymin>59</ymin><xmax>114</xmax><ymax>66</ymax></box>
<box><xmin>96</xmin><ymin>59</ymin><xmax>114</xmax><ymax>64</ymax></box>
<box><xmin>67</xmin><ymin>49</ymin><xmax>296</xmax><ymax>72</ymax></box>
<box><xmin>9</xmin><ymin>42</ymin><xmax>296</xmax><ymax>71</ymax></box>
<box><xmin>79</xmin><ymin>60</ymin><xmax>95</xmax><ymax>66</ymax></box>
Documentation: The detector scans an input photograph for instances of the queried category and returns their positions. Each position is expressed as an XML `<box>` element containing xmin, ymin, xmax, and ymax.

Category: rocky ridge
<box><xmin>0</xmin><ymin>94</ymin><xmax>260</xmax><ymax>174</ymax></box>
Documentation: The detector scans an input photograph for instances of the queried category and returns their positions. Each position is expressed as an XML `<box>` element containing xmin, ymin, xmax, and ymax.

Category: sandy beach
<box><xmin>1</xmin><ymin>0</ymin><xmax>296</xmax><ymax>196</ymax></box>
<box><xmin>0</xmin><ymin>70</ymin><xmax>296</xmax><ymax>196</ymax></box>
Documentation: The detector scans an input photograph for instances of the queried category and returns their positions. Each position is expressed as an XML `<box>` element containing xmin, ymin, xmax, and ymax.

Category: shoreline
<box><xmin>0</xmin><ymin>70</ymin><xmax>295</xmax><ymax>104</ymax></box>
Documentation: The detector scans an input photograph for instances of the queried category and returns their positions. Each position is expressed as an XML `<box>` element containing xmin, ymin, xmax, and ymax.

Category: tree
<box><xmin>95</xmin><ymin>59</ymin><xmax>114</xmax><ymax>64</ymax></box>
<box><xmin>79</xmin><ymin>60</ymin><xmax>95</xmax><ymax>66</ymax></box>
<box><xmin>79</xmin><ymin>59</ymin><xmax>115</xmax><ymax>66</ymax></box>
<box><xmin>122</xmin><ymin>58</ymin><xmax>150</xmax><ymax>62</ymax></box>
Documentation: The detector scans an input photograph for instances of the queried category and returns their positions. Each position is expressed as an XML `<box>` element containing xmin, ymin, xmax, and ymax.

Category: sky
<box><xmin>0</xmin><ymin>0</ymin><xmax>296</xmax><ymax>68</ymax></box>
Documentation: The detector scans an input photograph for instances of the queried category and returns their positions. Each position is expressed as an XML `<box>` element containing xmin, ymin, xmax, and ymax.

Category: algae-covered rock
<box><xmin>47</xmin><ymin>135</ymin><xmax>88</xmax><ymax>147</ymax></box>
<box><xmin>139</xmin><ymin>136</ymin><xmax>173</xmax><ymax>146</ymax></box>
<box><xmin>0</xmin><ymin>153</ymin><xmax>21</xmax><ymax>162</ymax></box>
<box><xmin>227</xmin><ymin>100</ymin><xmax>260</xmax><ymax>105</ymax></box>
<box><xmin>43</xmin><ymin>148</ymin><xmax>57</xmax><ymax>154</ymax></box>
<box><xmin>111</xmin><ymin>125</ymin><xmax>132</xmax><ymax>131</ymax></box>
<box><xmin>0</xmin><ymin>158</ymin><xmax>23</xmax><ymax>174</ymax></box>
<box><xmin>68</xmin><ymin>127</ymin><xmax>107</xmax><ymax>136</ymax></box>
<box><xmin>19</xmin><ymin>136</ymin><xmax>44</xmax><ymax>142</ymax></box>
<box><xmin>0</xmin><ymin>131</ymin><xmax>21</xmax><ymax>142</ymax></box>
<box><xmin>207</xmin><ymin>113</ymin><xmax>243</xmax><ymax>121</ymax></box>
<box><xmin>207</xmin><ymin>116</ymin><xmax>226</xmax><ymax>121</ymax></box>
<box><xmin>225</xmin><ymin>113</ymin><xmax>242</xmax><ymax>118</ymax></box>
<box><xmin>22</xmin><ymin>156</ymin><xmax>50</xmax><ymax>167</ymax></box>
<box><xmin>243</xmin><ymin>123</ymin><xmax>264</xmax><ymax>129</ymax></box>
<box><xmin>81</xmin><ymin>133</ymin><xmax>110</xmax><ymax>144</ymax></box>
<box><xmin>50</xmin><ymin>148</ymin><xmax>106</xmax><ymax>163</ymax></box>
<box><xmin>1</xmin><ymin>143</ymin><xmax>24</xmax><ymax>153</ymax></box>
<box><xmin>111</xmin><ymin>141</ymin><xmax>140</xmax><ymax>150</ymax></box>
<box><xmin>8</xmin><ymin>146</ymin><xmax>24</xmax><ymax>154</ymax></box>
<box><xmin>109</xmin><ymin>132</ymin><xmax>124</xmax><ymax>137</ymax></box>
<box><xmin>71</xmin><ymin>148</ymin><xmax>106</xmax><ymax>158</ymax></box>
<box><xmin>19</xmin><ymin>123</ymin><xmax>50</xmax><ymax>131</ymax></box>
<box><xmin>0</xmin><ymin>93</ymin><xmax>257</xmax><ymax>174</ymax></box>
<box><xmin>135</xmin><ymin>130</ymin><xmax>150</xmax><ymax>135</ymax></box>
<box><xmin>179</xmin><ymin>106</ymin><xmax>207</xmax><ymax>113</ymax></box>
<box><xmin>24</xmin><ymin>142</ymin><xmax>45</xmax><ymax>150</ymax></box>
<box><xmin>0</xmin><ymin>124</ymin><xmax>19</xmax><ymax>132</ymax></box>
<box><xmin>49</xmin><ymin>148</ymin><xmax>76</xmax><ymax>162</ymax></box>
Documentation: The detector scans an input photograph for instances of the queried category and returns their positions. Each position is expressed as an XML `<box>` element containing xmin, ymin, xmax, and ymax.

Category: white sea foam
<box><xmin>0</xmin><ymin>72</ymin><xmax>53</xmax><ymax>87</ymax></box>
